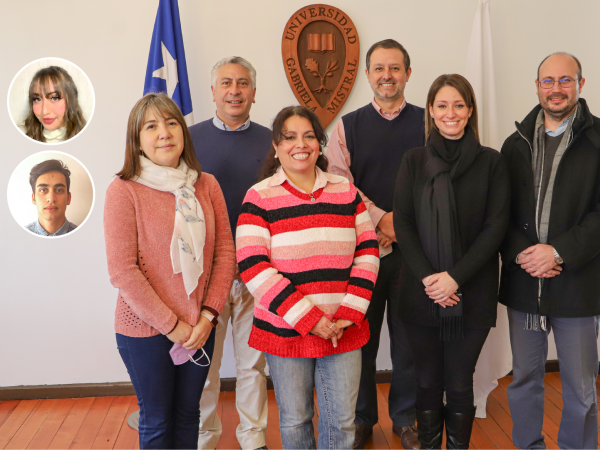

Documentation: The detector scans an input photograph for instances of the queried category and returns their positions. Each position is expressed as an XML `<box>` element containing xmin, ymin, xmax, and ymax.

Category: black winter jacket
<box><xmin>499</xmin><ymin>98</ymin><xmax>600</xmax><ymax>317</ymax></box>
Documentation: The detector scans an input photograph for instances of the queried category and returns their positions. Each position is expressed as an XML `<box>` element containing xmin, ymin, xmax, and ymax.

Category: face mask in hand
<box><xmin>169</xmin><ymin>343</ymin><xmax>211</xmax><ymax>366</ymax></box>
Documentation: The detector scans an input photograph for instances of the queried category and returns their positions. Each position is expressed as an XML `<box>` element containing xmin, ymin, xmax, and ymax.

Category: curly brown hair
<box><xmin>258</xmin><ymin>106</ymin><xmax>328</xmax><ymax>182</ymax></box>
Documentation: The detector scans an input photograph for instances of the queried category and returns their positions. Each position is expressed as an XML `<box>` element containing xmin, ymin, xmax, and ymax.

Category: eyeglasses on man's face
<box><xmin>538</xmin><ymin>77</ymin><xmax>579</xmax><ymax>89</ymax></box>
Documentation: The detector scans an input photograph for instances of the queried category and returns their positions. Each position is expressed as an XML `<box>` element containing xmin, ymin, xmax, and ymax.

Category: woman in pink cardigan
<box><xmin>104</xmin><ymin>93</ymin><xmax>235</xmax><ymax>449</ymax></box>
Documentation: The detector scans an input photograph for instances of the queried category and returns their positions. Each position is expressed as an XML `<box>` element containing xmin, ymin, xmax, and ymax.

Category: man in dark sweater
<box><xmin>189</xmin><ymin>56</ymin><xmax>270</xmax><ymax>450</ymax></box>
<box><xmin>500</xmin><ymin>52</ymin><xmax>600</xmax><ymax>449</ymax></box>
<box><xmin>328</xmin><ymin>39</ymin><xmax>424</xmax><ymax>449</ymax></box>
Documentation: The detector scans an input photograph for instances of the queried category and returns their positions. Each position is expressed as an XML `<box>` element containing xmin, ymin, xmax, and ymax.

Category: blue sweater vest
<box><xmin>342</xmin><ymin>103</ymin><xmax>425</xmax><ymax>213</ymax></box>
<box><xmin>189</xmin><ymin>120</ymin><xmax>271</xmax><ymax>236</ymax></box>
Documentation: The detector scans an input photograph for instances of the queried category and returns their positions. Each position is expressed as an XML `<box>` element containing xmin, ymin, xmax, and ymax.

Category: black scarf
<box><xmin>418</xmin><ymin>127</ymin><xmax>481</xmax><ymax>340</ymax></box>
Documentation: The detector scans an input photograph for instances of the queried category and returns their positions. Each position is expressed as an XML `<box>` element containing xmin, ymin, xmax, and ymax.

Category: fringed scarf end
<box><xmin>439</xmin><ymin>315</ymin><xmax>464</xmax><ymax>341</ymax></box>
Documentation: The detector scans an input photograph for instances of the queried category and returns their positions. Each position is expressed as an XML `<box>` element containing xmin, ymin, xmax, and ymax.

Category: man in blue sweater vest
<box><xmin>328</xmin><ymin>39</ymin><xmax>424</xmax><ymax>449</ymax></box>
<box><xmin>189</xmin><ymin>56</ymin><xmax>270</xmax><ymax>450</ymax></box>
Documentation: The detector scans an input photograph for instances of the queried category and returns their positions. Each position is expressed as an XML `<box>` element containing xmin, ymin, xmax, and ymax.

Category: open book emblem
<box><xmin>308</xmin><ymin>34</ymin><xmax>335</xmax><ymax>53</ymax></box>
<box><xmin>282</xmin><ymin>4</ymin><xmax>360</xmax><ymax>128</ymax></box>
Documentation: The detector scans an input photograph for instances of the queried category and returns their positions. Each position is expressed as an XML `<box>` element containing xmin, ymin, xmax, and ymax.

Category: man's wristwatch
<box><xmin>553</xmin><ymin>247</ymin><xmax>564</xmax><ymax>265</ymax></box>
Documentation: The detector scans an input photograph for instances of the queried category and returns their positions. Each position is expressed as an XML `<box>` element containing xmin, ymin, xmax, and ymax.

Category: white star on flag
<box><xmin>152</xmin><ymin>41</ymin><xmax>179</xmax><ymax>98</ymax></box>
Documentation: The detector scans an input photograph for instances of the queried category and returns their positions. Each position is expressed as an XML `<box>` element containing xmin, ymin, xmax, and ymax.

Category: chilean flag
<box><xmin>144</xmin><ymin>0</ymin><xmax>194</xmax><ymax>125</ymax></box>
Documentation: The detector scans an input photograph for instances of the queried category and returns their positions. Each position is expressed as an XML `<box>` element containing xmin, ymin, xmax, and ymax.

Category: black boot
<box><xmin>415</xmin><ymin>408</ymin><xmax>443</xmax><ymax>449</ymax></box>
<box><xmin>444</xmin><ymin>406</ymin><xmax>476</xmax><ymax>449</ymax></box>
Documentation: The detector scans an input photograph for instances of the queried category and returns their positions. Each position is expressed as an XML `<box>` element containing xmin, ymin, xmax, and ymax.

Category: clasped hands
<box><xmin>517</xmin><ymin>244</ymin><xmax>562</xmax><ymax>278</ymax></box>
<box><xmin>166</xmin><ymin>316</ymin><xmax>213</xmax><ymax>350</ymax></box>
<box><xmin>376</xmin><ymin>212</ymin><xmax>396</xmax><ymax>248</ymax></box>
<box><xmin>422</xmin><ymin>272</ymin><xmax>460</xmax><ymax>308</ymax></box>
<box><xmin>310</xmin><ymin>316</ymin><xmax>354</xmax><ymax>347</ymax></box>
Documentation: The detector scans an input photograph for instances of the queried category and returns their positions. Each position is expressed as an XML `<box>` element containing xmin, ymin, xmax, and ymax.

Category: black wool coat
<box><xmin>499</xmin><ymin>98</ymin><xmax>600</xmax><ymax>317</ymax></box>
<box><xmin>393</xmin><ymin>130</ymin><xmax>510</xmax><ymax>329</ymax></box>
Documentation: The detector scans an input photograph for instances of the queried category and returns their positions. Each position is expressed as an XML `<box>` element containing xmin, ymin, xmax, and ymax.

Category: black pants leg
<box><xmin>355</xmin><ymin>250</ymin><xmax>417</xmax><ymax>428</ymax></box>
<box><xmin>401</xmin><ymin>322</ymin><xmax>489</xmax><ymax>413</ymax></box>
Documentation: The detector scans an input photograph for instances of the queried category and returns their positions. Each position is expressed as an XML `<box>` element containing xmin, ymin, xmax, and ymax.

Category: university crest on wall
<box><xmin>282</xmin><ymin>4</ymin><xmax>360</xmax><ymax>128</ymax></box>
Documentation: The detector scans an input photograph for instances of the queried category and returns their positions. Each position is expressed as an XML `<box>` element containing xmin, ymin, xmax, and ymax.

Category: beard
<box><xmin>540</xmin><ymin>93</ymin><xmax>578</xmax><ymax>122</ymax></box>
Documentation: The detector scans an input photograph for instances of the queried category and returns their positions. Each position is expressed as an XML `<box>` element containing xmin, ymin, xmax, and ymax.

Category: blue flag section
<box><xmin>144</xmin><ymin>0</ymin><xmax>194</xmax><ymax>124</ymax></box>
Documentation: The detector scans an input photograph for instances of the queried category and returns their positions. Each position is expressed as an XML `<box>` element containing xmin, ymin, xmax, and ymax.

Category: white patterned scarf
<box><xmin>134</xmin><ymin>156</ymin><xmax>206</xmax><ymax>297</ymax></box>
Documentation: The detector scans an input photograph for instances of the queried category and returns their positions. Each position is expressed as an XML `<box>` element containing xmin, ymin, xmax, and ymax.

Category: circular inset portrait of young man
<box><xmin>7</xmin><ymin>151</ymin><xmax>95</xmax><ymax>238</ymax></box>
<box><xmin>7</xmin><ymin>58</ymin><xmax>95</xmax><ymax>145</ymax></box>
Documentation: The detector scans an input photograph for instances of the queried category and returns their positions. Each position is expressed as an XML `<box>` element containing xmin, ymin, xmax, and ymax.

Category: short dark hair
<box><xmin>537</xmin><ymin>52</ymin><xmax>582</xmax><ymax>80</ymax></box>
<box><xmin>258</xmin><ymin>106</ymin><xmax>328</xmax><ymax>182</ymax></box>
<box><xmin>29</xmin><ymin>159</ymin><xmax>72</xmax><ymax>193</ymax></box>
<box><xmin>366</xmin><ymin>39</ymin><xmax>410</xmax><ymax>73</ymax></box>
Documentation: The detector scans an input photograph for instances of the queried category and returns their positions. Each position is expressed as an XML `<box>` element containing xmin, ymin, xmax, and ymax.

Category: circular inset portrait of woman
<box><xmin>7</xmin><ymin>58</ymin><xmax>95</xmax><ymax>145</ymax></box>
<box><xmin>7</xmin><ymin>151</ymin><xmax>95</xmax><ymax>238</ymax></box>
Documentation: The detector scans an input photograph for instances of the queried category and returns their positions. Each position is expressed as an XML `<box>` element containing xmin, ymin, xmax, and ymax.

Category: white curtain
<box><xmin>465</xmin><ymin>0</ymin><xmax>513</xmax><ymax>419</ymax></box>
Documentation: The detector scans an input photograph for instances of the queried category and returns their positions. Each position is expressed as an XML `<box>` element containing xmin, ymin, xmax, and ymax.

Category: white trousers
<box><xmin>198</xmin><ymin>277</ymin><xmax>268</xmax><ymax>449</ymax></box>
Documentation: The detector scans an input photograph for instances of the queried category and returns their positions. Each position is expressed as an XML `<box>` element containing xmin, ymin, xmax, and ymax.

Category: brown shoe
<box><xmin>393</xmin><ymin>425</ymin><xmax>421</xmax><ymax>449</ymax></box>
<box><xmin>353</xmin><ymin>424</ymin><xmax>373</xmax><ymax>449</ymax></box>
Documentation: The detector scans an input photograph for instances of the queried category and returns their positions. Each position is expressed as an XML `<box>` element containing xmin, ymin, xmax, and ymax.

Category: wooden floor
<box><xmin>0</xmin><ymin>373</ymin><xmax>596</xmax><ymax>449</ymax></box>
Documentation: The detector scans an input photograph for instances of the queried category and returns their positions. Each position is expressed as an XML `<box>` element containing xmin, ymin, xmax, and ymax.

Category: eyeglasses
<box><xmin>538</xmin><ymin>78</ymin><xmax>578</xmax><ymax>89</ymax></box>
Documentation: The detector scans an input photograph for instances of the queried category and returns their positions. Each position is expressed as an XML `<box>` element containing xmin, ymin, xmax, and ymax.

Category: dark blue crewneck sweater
<box><xmin>189</xmin><ymin>120</ymin><xmax>271</xmax><ymax>236</ymax></box>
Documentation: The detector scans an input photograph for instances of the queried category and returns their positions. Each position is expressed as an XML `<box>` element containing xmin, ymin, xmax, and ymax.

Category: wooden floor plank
<box><xmin>0</xmin><ymin>400</ymin><xmax>39</xmax><ymax>449</ymax></box>
<box><xmin>27</xmin><ymin>399</ymin><xmax>76</xmax><ymax>449</ymax></box>
<box><xmin>545</xmin><ymin>373</ymin><xmax>563</xmax><ymax>394</ymax></box>
<box><xmin>216</xmin><ymin>391</ymin><xmax>239</xmax><ymax>450</ymax></box>
<box><xmin>6</xmin><ymin>399</ymin><xmax>57</xmax><ymax>449</ymax></box>
<box><xmin>375</xmin><ymin>385</ymin><xmax>403</xmax><ymax>449</ymax></box>
<box><xmin>469</xmin><ymin>420</ymin><xmax>495</xmax><ymax>449</ymax></box>
<box><xmin>265</xmin><ymin>390</ymin><xmax>282</xmax><ymax>450</ymax></box>
<box><xmin>91</xmin><ymin>397</ymin><xmax>132</xmax><ymax>449</ymax></box>
<box><xmin>112</xmin><ymin>398</ymin><xmax>139</xmax><ymax>450</ymax></box>
<box><xmin>486</xmin><ymin>397</ymin><xmax>514</xmax><ymax>441</ymax></box>
<box><xmin>543</xmin><ymin>379</ymin><xmax>564</xmax><ymax>410</ymax></box>
<box><xmin>69</xmin><ymin>397</ymin><xmax>114</xmax><ymax>450</ymax></box>
<box><xmin>0</xmin><ymin>402</ymin><xmax>21</xmax><ymax>430</ymax></box>
<box><xmin>367</xmin><ymin>423</ymin><xmax>389</xmax><ymax>449</ymax></box>
<box><xmin>48</xmin><ymin>398</ymin><xmax>95</xmax><ymax>450</ymax></box>
<box><xmin>5</xmin><ymin>374</ymin><xmax>600</xmax><ymax>449</ymax></box>
<box><xmin>474</xmin><ymin>415</ymin><xmax>516</xmax><ymax>449</ymax></box>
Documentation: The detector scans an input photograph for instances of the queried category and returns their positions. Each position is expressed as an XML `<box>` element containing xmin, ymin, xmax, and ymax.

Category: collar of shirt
<box><xmin>545</xmin><ymin>116</ymin><xmax>571</xmax><ymax>137</ymax></box>
<box><xmin>267</xmin><ymin>166</ymin><xmax>345</xmax><ymax>193</ymax></box>
<box><xmin>213</xmin><ymin>114</ymin><xmax>251</xmax><ymax>131</ymax></box>
<box><xmin>31</xmin><ymin>218</ymin><xmax>74</xmax><ymax>236</ymax></box>
<box><xmin>371</xmin><ymin>98</ymin><xmax>407</xmax><ymax>121</ymax></box>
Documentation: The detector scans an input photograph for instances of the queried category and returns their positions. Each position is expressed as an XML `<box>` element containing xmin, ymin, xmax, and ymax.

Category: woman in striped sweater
<box><xmin>236</xmin><ymin>106</ymin><xmax>380</xmax><ymax>449</ymax></box>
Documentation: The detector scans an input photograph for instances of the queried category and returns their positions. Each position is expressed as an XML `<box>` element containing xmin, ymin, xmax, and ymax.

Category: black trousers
<box><xmin>355</xmin><ymin>250</ymin><xmax>417</xmax><ymax>427</ymax></box>
<box><xmin>402</xmin><ymin>321</ymin><xmax>490</xmax><ymax>413</ymax></box>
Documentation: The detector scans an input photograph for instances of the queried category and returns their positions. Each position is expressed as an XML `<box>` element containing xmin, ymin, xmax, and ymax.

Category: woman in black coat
<box><xmin>393</xmin><ymin>74</ymin><xmax>510</xmax><ymax>449</ymax></box>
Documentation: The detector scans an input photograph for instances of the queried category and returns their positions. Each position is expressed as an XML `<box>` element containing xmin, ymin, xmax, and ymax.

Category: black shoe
<box><xmin>352</xmin><ymin>424</ymin><xmax>373</xmax><ymax>449</ymax></box>
<box><xmin>444</xmin><ymin>406</ymin><xmax>476</xmax><ymax>449</ymax></box>
<box><xmin>415</xmin><ymin>408</ymin><xmax>443</xmax><ymax>449</ymax></box>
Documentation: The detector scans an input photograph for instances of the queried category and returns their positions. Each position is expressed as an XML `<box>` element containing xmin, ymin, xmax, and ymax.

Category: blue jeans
<box><xmin>266</xmin><ymin>349</ymin><xmax>361</xmax><ymax>450</ymax></box>
<box><xmin>116</xmin><ymin>329</ymin><xmax>215</xmax><ymax>449</ymax></box>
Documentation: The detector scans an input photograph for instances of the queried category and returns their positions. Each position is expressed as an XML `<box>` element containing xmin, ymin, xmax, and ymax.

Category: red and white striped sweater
<box><xmin>236</xmin><ymin>167</ymin><xmax>380</xmax><ymax>358</ymax></box>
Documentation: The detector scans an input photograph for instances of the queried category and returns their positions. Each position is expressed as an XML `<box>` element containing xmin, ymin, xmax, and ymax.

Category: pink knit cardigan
<box><xmin>104</xmin><ymin>173</ymin><xmax>236</xmax><ymax>337</ymax></box>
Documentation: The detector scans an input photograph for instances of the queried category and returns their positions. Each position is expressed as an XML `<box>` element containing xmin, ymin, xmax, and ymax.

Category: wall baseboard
<box><xmin>0</xmin><ymin>360</ymin><xmax>565</xmax><ymax>401</ymax></box>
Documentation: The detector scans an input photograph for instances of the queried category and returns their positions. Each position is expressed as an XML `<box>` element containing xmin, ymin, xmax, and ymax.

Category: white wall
<box><xmin>2</xmin><ymin>0</ymin><xmax>599</xmax><ymax>387</ymax></box>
